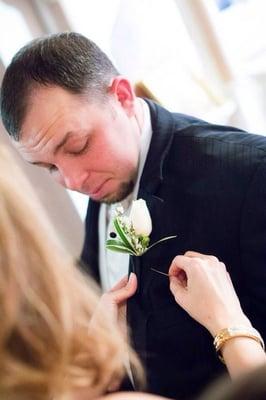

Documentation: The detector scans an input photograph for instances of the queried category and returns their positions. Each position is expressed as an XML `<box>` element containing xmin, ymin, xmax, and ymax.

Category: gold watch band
<box><xmin>213</xmin><ymin>326</ymin><xmax>265</xmax><ymax>363</ymax></box>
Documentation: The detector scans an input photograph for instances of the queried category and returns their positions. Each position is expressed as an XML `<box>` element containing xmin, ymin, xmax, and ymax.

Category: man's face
<box><xmin>16</xmin><ymin>85</ymin><xmax>141</xmax><ymax>203</ymax></box>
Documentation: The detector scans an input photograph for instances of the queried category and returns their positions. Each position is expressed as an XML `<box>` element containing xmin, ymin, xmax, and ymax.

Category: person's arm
<box><xmin>168</xmin><ymin>251</ymin><xmax>266</xmax><ymax>379</ymax></box>
<box><xmin>218</xmin><ymin>335</ymin><xmax>265</xmax><ymax>378</ymax></box>
<box><xmin>98</xmin><ymin>392</ymin><xmax>168</xmax><ymax>400</ymax></box>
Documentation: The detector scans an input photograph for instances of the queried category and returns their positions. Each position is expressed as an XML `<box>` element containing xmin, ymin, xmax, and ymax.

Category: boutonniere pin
<box><xmin>106</xmin><ymin>199</ymin><xmax>177</xmax><ymax>256</ymax></box>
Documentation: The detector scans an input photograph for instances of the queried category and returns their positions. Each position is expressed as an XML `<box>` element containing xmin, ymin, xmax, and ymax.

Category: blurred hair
<box><xmin>0</xmin><ymin>32</ymin><xmax>119</xmax><ymax>140</ymax></box>
<box><xmin>0</xmin><ymin>146</ymin><xmax>140</xmax><ymax>400</ymax></box>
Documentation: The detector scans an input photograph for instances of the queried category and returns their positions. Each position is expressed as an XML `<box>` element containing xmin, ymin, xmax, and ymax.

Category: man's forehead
<box><xmin>20</xmin><ymin>88</ymin><xmax>78</xmax><ymax>142</ymax></box>
<box><xmin>12</xmin><ymin>137</ymin><xmax>38</xmax><ymax>163</ymax></box>
<box><xmin>29</xmin><ymin>85</ymin><xmax>81</xmax><ymax>104</ymax></box>
<box><xmin>17</xmin><ymin>86</ymin><xmax>104</xmax><ymax>157</ymax></box>
<box><xmin>24</xmin><ymin>86</ymin><xmax>85</xmax><ymax>123</ymax></box>
<box><xmin>19</xmin><ymin>108</ymin><xmax>60</xmax><ymax>147</ymax></box>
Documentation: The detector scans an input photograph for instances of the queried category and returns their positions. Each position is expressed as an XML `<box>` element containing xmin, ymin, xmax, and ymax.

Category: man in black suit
<box><xmin>1</xmin><ymin>32</ymin><xmax>266</xmax><ymax>400</ymax></box>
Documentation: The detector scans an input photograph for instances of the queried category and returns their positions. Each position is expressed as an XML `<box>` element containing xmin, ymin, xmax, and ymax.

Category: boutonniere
<box><xmin>106</xmin><ymin>199</ymin><xmax>177</xmax><ymax>256</ymax></box>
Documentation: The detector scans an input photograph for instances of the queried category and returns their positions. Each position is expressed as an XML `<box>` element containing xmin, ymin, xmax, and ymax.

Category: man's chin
<box><xmin>93</xmin><ymin>180</ymin><xmax>135</xmax><ymax>204</ymax></box>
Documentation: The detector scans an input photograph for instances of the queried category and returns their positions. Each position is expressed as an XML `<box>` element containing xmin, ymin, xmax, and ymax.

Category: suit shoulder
<box><xmin>172</xmin><ymin>113</ymin><xmax>266</xmax><ymax>155</ymax></box>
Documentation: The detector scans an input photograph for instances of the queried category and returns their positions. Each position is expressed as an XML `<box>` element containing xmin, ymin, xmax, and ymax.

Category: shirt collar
<box><xmin>121</xmin><ymin>98</ymin><xmax>152</xmax><ymax>209</ymax></box>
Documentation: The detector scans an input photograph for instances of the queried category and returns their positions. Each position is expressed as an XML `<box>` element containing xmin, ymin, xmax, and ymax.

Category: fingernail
<box><xmin>128</xmin><ymin>272</ymin><xmax>134</xmax><ymax>282</ymax></box>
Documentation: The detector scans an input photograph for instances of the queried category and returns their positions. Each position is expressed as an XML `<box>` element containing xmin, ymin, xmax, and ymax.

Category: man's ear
<box><xmin>108</xmin><ymin>77</ymin><xmax>135</xmax><ymax>116</ymax></box>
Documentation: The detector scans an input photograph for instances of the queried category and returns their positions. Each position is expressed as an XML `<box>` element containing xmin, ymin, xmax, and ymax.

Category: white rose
<box><xmin>129</xmin><ymin>199</ymin><xmax>152</xmax><ymax>236</ymax></box>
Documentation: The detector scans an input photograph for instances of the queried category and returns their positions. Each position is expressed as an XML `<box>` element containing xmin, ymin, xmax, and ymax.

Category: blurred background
<box><xmin>0</xmin><ymin>0</ymin><xmax>266</xmax><ymax>255</ymax></box>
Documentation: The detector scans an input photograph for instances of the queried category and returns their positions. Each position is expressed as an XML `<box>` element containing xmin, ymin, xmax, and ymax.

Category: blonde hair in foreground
<box><xmin>0</xmin><ymin>146</ymin><xmax>138</xmax><ymax>400</ymax></box>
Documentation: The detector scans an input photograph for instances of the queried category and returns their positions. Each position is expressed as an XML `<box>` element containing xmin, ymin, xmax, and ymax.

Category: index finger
<box><xmin>184</xmin><ymin>250</ymin><xmax>219</xmax><ymax>263</ymax></box>
<box><xmin>109</xmin><ymin>273</ymin><xmax>137</xmax><ymax>304</ymax></box>
<box><xmin>168</xmin><ymin>255</ymin><xmax>193</xmax><ymax>276</ymax></box>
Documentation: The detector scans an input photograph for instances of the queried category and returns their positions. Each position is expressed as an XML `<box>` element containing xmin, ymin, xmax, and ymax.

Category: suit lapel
<box><xmin>140</xmin><ymin>99</ymin><xmax>175</xmax><ymax>193</ymax></box>
<box><xmin>128</xmin><ymin>100</ymin><xmax>175</xmax><ymax>290</ymax></box>
<box><xmin>128</xmin><ymin>102</ymin><xmax>178</xmax><ymax>378</ymax></box>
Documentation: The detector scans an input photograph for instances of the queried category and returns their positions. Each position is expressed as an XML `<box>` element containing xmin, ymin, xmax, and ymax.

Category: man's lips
<box><xmin>88</xmin><ymin>179</ymin><xmax>111</xmax><ymax>198</ymax></box>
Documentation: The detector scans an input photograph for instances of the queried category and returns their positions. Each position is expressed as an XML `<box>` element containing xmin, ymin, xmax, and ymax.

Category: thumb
<box><xmin>111</xmin><ymin>273</ymin><xmax>138</xmax><ymax>304</ymax></box>
<box><xmin>169</xmin><ymin>275</ymin><xmax>187</xmax><ymax>306</ymax></box>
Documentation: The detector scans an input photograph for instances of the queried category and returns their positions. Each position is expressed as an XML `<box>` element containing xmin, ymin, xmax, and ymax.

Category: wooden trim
<box><xmin>174</xmin><ymin>0</ymin><xmax>233</xmax><ymax>87</ymax></box>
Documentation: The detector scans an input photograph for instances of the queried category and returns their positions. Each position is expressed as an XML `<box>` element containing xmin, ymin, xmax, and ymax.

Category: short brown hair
<box><xmin>0</xmin><ymin>32</ymin><xmax>119</xmax><ymax>140</ymax></box>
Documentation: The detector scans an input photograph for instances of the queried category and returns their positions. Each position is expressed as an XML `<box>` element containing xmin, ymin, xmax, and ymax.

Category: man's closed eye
<box><xmin>67</xmin><ymin>138</ymin><xmax>89</xmax><ymax>155</ymax></box>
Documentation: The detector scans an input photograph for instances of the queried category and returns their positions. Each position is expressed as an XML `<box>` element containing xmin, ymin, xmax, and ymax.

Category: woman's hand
<box><xmin>92</xmin><ymin>273</ymin><xmax>137</xmax><ymax>338</ymax></box>
<box><xmin>168</xmin><ymin>251</ymin><xmax>250</xmax><ymax>336</ymax></box>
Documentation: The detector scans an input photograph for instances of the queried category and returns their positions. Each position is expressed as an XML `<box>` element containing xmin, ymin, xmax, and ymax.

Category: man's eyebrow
<box><xmin>30</xmin><ymin>131</ymin><xmax>78</xmax><ymax>166</ymax></box>
<box><xmin>53</xmin><ymin>131</ymin><xmax>74</xmax><ymax>155</ymax></box>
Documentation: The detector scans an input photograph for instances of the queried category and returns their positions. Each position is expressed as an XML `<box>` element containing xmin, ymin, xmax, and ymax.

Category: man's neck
<box><xmin>134</xmin><ymin>97</ymin><xmax>145</xmax><ymax>135</ymax></box>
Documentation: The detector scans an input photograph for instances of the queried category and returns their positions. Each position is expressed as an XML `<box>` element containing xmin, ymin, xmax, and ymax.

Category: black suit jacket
<box><xmin>81</xmin><ymin>100</ymin><xmax>266</xmax><ymax>399</ymax></box>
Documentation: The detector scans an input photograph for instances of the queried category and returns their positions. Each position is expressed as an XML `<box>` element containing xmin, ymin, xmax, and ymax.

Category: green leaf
<box><xmin>106</xmin><ymin>238</ymin><xmax>126</xmax><ymax>246</ymax></box>
<box><xmin>106</xmin><ymin>246</ymin><xmax>134</xmax><ymax>254</ymax></box>
<box><xmin>106</xmin><ymin>238</ymin><xmax>131</xmax><ymax>250</ymax></box>
<box><xmin>106</xmin><ymin>242</ymin><xmax>136</xmax><ymax>255</ymax></box>
<box><xmin>147</xmin><ymin>235</ymin><xmax>177</xmax><ymax>251</ymax></box>
<box><xmin>113</xmin><ymin>218</ymin><xmax>135</xmax><ymax>251</ymax></box>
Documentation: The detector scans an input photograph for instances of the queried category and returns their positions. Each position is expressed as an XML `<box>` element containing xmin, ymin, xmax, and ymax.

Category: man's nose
<box><xmin>64</xmin><ymin>175</ymin><xmax>83</xmax><ymax>191</ymax></box>
<box><xmin>58</xmin><ymin>164</ymin><xmax>88</xmax><ymax>192</ymax></box>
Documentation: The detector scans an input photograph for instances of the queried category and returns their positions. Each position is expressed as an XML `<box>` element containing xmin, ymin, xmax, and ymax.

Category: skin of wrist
<box><xmin>218</xmin><ymin>332</ymin><xmax>266</xmax><ymax>368</ymax></box>
<box><xmin>221</xmin><ymin>335</ymin><xmax>261</xmax><ymax>354</ymax></box>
